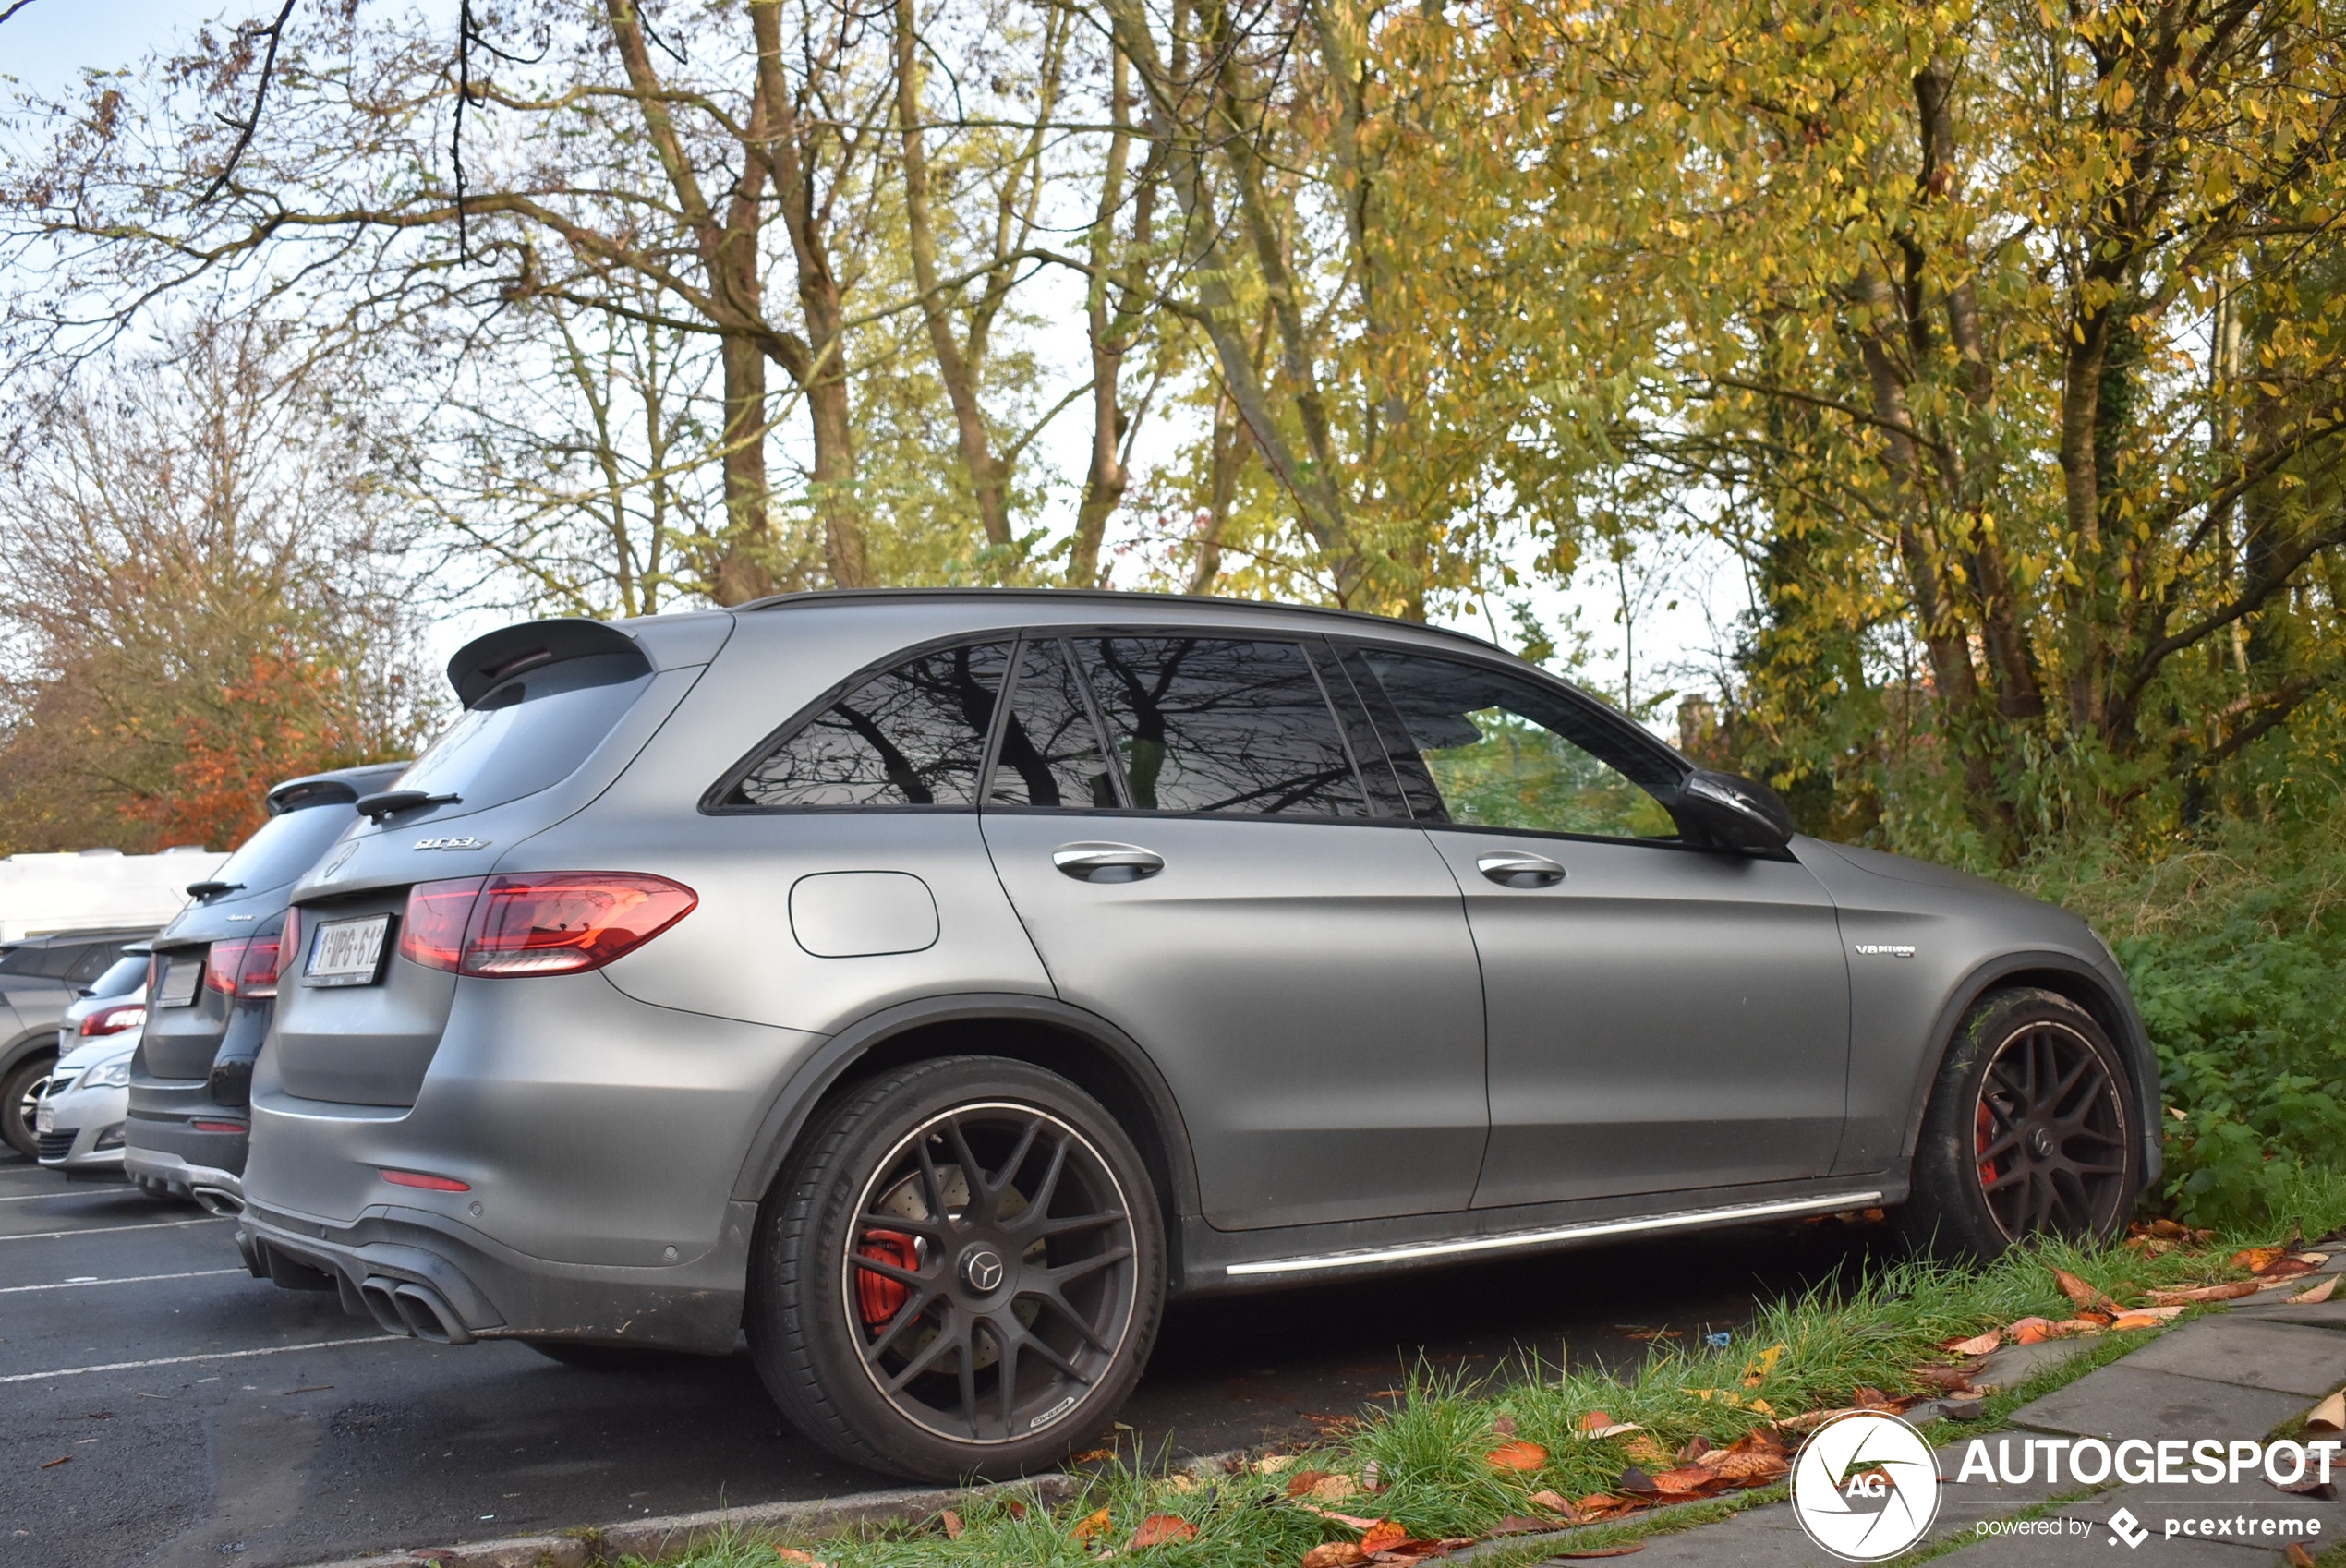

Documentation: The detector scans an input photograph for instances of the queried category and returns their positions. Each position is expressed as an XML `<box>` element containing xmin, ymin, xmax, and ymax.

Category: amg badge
<box><xmin>414</xmin><ymin>836</ymin><xmax>492</xmax><ymax>851</ymax></box>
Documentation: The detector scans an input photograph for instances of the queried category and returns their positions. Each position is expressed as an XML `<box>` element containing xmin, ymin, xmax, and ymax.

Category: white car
<box><xmin>35</xmin><ymin>1034</ymin><xmax>139</xmax><ymax>1172</ymax></box>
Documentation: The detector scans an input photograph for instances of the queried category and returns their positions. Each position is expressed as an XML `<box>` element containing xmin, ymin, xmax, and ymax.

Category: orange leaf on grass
<box><xmin>1578</xmin><ymin>1409</ymin><xmax>1617</xmax><ymax>1434</ymax></box>
<box><xmin>2146</xmin><ymin>1281</ymin><xmax>2262</xmax><ymax>1306</ymax></box>
<box><xmin>939</xmin><ymin>1509</ymin><xmax>964</xmax><ymax>1540</ymax></box>
<box><xmin>1131</xmin><ymin>1514</ymin><xmax>1197</xmax><ymax>1548</ymax></box>
<box><xmin>2052</xmin><ymin>1268</ymin><xmax>2121</xmax><ymax>1314</ymax></box>
<box><xmin>1944</xmin><ymin>1329</ymin><xmax>2001</xmax><ymax>1356</ymax></box>
<box><xmin>1071</xmin><ymin>1507</ymin><xmax>1113</xmax><ymax>1541</ymax></box>
<box><xmin>1526</xmin><ymin>1490</ymin><xmax>1582</xmax><ymax>1521</ymax></box>
<box><xmin>2258</xmin><ymin>1258</ymin><xmax>2318</xmax><ymax>1282</ymax></box>
<box><xmin>2008</xmin><ymin>1317</ymin><xmax>2057</xmax><ymax>1344</ymax></box>
<box><xmin>1359</xmin><ymin>1520</ymin><xmax>1409</xmax><ymax>1554</ymax></box>
<box><xmin>1649</xmin><ymin>1465</ymin><xmax>1726</xmax><ymax>1496</ymax></box>
<box><xmin>1486</xmin><ymin>1440</ymin><xmax>1549</xmax><ymax>1472</ymax></box>
<box><xmin>1302</xmin><ymin>1545</ymin><xmax>1369</xmax><ymax>1568</ymax></box>
<box><xmin>2292</xmin><ymin>1275</ymin><xmax>2340</xmax><ymax>1305</ymax></box>
<box><xmin>2231</xmin><ymin>1247</ymin><xmax>2287</xmax><ymax>1273</ymax></box>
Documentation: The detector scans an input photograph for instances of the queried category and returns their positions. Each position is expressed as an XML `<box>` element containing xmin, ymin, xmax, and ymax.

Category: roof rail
<box><xmin>732</xmin><ymin>586</ymin><xmax>1505</xmax><ymax>653</ymax></box>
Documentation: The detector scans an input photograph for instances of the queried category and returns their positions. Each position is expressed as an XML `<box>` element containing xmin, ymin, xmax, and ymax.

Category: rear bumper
<box><xmin>236</xmin><ymin>1196</ymin><xmax>753</xmax><ymax>1353</ymax></box>
<box><xmin>123</xmin><ymin>1102</ymin><xmax>249</xmax><ymax>1178</ymax></box>
<box><xmin>123</xmin><ymin>1143</ymin><xmax>244</xmax><ymax>1205</ymax></box>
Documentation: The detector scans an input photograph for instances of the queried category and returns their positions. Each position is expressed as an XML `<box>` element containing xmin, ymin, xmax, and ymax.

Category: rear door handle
<box><xmin>1477</xmin><ymin>852</ymin><xmax>1566</xmax><ymax>888</ymax></box>
<box><xmin>1052</xmin><ymin>842</ymin><xmax>1166</xmax><ymax>883</ymax></box>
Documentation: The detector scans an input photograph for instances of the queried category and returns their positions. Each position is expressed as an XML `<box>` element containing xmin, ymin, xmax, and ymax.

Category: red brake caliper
<box><xmin>856</xmin><ymin>1229</ymin><xmax>919</xmax><ymax>1326</ymax></box>
<box><xmin>1976</xmin><ymin>1099</ymin><xmax>2001</xmax><ymax>1185</ymax></box>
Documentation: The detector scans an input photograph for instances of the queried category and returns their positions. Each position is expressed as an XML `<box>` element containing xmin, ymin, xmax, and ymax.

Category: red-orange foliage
<box><xmin>124</xmin><ymin>647</ymin><xmax>383</xmax><ymax>851</ymax></box>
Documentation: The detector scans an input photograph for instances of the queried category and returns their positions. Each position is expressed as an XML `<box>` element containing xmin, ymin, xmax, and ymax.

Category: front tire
<box><xmin>1903</xmin><ymin>987</ymin><xmax>2141</xmax><ymax>1258</ymax></box>
<box><xmin>747</xmin><ymin>1055</ymin><xmax>1166</xmax><ymax>1480</ymax></box>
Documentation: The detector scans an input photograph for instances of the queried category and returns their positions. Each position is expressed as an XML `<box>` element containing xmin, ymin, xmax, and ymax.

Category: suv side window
<box><xmin>990</xmin><ymin>639</ymin><xmax>1122</xmax><ymax>809</ymax></box>
<box><xmin>67</xmin><ymin>944</ymin><xmax>121</xmax><ymax>984</ymax></box>
<box><xmin>0</xmin><ymin>942</ymin><xmax>83</xmax><ymax>979</ymax></box>
<box><xmin>1354</xmin><ymin>649</ymin><xmax>1681</xmax><ymax>840</ymax></box>
<box><xmin>728</xmin><ymin>642</ymin><xmax>1011</xmax><ymax>809</ymax></box>
<box><xmin>1066</xmin><ymin>637</ymin><xmax>1368</xmax><ymax>818</ymax></box>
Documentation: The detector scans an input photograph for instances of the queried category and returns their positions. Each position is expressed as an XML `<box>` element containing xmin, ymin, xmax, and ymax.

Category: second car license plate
<box><xmin>305</xmin><ymin>913</ymin><xmax>392</xmax><ymax>987</ymax></box>
<box><xmin>34</xmin><ymin>1103</ymin><xmax>54</xmax><ymax>1135</ymax></box>
<box><xmin>155</xmin><ymin>957</ymin><xmax>202</xmax><ymax>1007</ymax></box>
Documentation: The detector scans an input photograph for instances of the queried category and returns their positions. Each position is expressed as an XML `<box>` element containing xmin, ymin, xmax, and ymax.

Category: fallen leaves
<box><xmin>1484</xmin><ymin>1440</ymin><xmax>1549</xmax><ymax>1473</ymax></box>
<box><xmin>2286</xmin><ymin>1544</ymin><xmax>2317</xmax><ymax>1568</ymax></box>
<box><xmin>1072</xmin><ymin>1506</ymin><xmax>1114</xmax><ymax>1542</ymax></box>
<box><xmin>1288</xmin><ymin>1470</ymin><xmax>1363</xmax><ymax>1502</ymax></box>
<box><xmin>2304</xmin><ymin>1391</ymin><xmax>2344</xmax><ymax>1438</ymax></box>
<box><xmin>939</xmin><ymin>1509</ymin><xmax>963</xmax><ymax>1540</ymax></box>
<box><xmin>2052</xmin><ymin>1268</ymin><xmax>2123</xmax><ymax>1315</ymax></box>
<box><xmin>1130</xmin><ymin>1514</ymin><xmax>1196</xmax><ymax>1548</ymax></box>
<box><xmin>1526</xmin><ymin>1490</ymin><xmax>1580</xmax><ymax>1520</ymax></box>
<box><xmin>1944</xmin><ymin>1328</ymin><xmax>2001</xmax><ymax>1356</ymax></box>
<box><xmin>1301</xmin><ymin>1544</ymin><xmax>1368</xmax><ymax>1568</ymax></box>
<box><xmin>773</xmin><ymin>1550</ymin><xmax>827</xmax><ymax>1568</ymax></box>
<box><xmin>2292</xmin><ymin>1275</ymin><xmax>2340</xmax><ymax>1305</ymax></box>
<box><xmin>2146</xmin><ymin>1280</ymin><xmax>2264</xmax><ymax>1306</ymax></box>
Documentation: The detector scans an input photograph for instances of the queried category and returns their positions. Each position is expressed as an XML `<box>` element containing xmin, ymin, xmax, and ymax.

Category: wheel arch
<box><xmin>1</xmin><ymin>1024</ymin><xmax>56</xmax><ymax>1078</ymax></box>
<box><xmin>1898</xmin><ymin>951</ymin><xmax>2163</xmax><ymax>1188</ymax></box>
<box><xmin>732</xmin><ymin>993</ymin><xmax>1202</xmax><ymax>1284</ymax></box>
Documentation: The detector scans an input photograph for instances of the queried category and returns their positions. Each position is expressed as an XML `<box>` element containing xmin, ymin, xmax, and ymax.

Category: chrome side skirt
<box><xmin>1224</xmin><ymin>1188</ymin><xmax>1886</xmax><ymax>1278</ymax></box>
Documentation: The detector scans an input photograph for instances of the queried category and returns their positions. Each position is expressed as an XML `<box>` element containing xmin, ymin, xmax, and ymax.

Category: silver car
<box><xmin>237</xmin><ymin>591</ymin><xmax>2156</xmax><ymax>1480</ymax></box>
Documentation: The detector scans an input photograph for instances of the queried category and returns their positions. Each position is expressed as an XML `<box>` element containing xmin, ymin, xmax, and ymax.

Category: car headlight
<box><xmin>80</xmin><ymin>1057</ymin><xmax>134</xmax><ymax>1090</ymax></box>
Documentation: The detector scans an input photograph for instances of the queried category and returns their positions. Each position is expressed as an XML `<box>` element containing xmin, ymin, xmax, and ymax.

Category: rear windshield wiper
<box><xmin>185</xmin><ymin>880</ymin><xmax>246</xmax><ymax>899</ymax></box>
<box><xmin>355</xmin><ymin>790</ymin><xmax>463</xmax><ymax>822</ymax></box>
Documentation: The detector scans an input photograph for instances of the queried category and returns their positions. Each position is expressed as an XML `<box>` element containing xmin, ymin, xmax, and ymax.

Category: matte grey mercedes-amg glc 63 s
<box><xmin>236</xmin><ymin>590</ymin><xmax>2156</xmax><ymax>1480</ymax></box>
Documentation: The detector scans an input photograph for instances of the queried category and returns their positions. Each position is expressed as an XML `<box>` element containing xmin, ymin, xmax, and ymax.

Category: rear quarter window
<box><xmin>395</xmin><ymin>653</ymin><xmax>654</xmax><ymax>814</ymax></box>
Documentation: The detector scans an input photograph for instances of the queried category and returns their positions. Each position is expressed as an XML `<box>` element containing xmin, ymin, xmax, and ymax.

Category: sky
<box><xmin>0</xmin><ymin>1</ymin><xmax>1745</xmax><ymax>733</ymax></box>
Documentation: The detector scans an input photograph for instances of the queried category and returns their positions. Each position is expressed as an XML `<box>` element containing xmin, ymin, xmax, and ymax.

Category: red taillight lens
<box><xmin>381</xmin><ymin>1168</ymin><xmax>470</xmax><ymax>1192</ymax></box>
<box><xmin>79</xmin><ymin>1002</ymin><xmax>146</xmax><ymax>1037</ymax></box>
<box><xmin>200</xmin><ymin>935</ymin><xmax>283</xmax><ymax>999</ymax></box>
<box><xmin>204</xmin><ymin>938</ymin><xmax>252</xmax><ymax>995</ymax></box>
<box><xmin>399</xmin><ymin>877</ymin><xmax>487</xmax><ymax>972</ymax></box>
<box><xmin>457</xmin><ymin>873</ymin><xmax>696</xmax><ymax>978</ymax></box>
<box><xmin>237</xmin><ymin>933</ymin><xmax>283</xmax><ymax>999</ymax></box>
<box><xmin>279</xmin><ymin>908</ymin><xmax>300</xmax><ymax>983</ymax></box>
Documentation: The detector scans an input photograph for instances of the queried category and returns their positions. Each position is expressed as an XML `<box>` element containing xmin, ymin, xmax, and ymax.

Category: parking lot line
<box><xmin>0</xmin><ymin>1188</ymin><xmax>127</xmax><ymax>1202</ymax></box>
<box><xmin>0</xmin><ymin>1335</ymin><xmax>407</xmax><ymax>1384</ymax></box>
<box><xmin>0</xmin><ymin>1216</ymin><xmax>232</xmax><ymax>1242</ymax></box>
<box><xmin>0</xmin><ymin>1267</ymin><xmax>246</xmax><ymax>1295</ymax></box>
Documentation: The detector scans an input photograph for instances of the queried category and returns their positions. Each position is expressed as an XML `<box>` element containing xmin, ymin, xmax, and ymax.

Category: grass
<box><xmin>611</xmin><ymin>1165</ymin><xmax>2346</xmax><ymax>1568</ymax></box>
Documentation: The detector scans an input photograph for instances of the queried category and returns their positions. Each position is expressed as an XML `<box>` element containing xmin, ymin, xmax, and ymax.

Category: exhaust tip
<box><xmin>390</xmin><ymin>1281</ymin><xmax>474</xmax><ymax>1345</ymax></box>
<box><xmin>189</xmin><ymin>1186</ymin><xmax>245</xmax><ymax>1217</ymax></box>
<box><xmin>357</xmin><ymin>1276</ymin><xmax>413</xmax><ymax>1337</ymax></box>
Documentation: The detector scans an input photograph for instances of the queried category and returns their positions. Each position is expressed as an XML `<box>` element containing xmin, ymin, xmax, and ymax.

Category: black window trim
<box><xmin>707</xmin><ymin>623</ymin><xmax>1389</xmax><ymax>825</ymax></box>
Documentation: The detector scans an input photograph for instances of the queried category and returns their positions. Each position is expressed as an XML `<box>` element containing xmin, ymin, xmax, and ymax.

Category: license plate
<box><xmin>35</xmin><ymin>1103</ymin><xmax>54</xmax><ymax>1135</ymax></box>
<box><xmin>305</xmin><ymin>913</ymin><xmax>392</xmax><ymax>987</ymax></box>
<box><xmin>155</xmin><ymin>957</ymin><xmax>201</xmax><ymax>1008</ymax></box>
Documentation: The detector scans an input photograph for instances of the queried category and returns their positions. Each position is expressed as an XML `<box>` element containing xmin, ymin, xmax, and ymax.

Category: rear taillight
<box><xmin>78</xmin><ymin>1002</ymin><xmax>146</xmax><ymax>1037</ymax></box>
<box><xmin>398</xmin><ymin>872</ymin><xmax>695</xmax><ymax>978</ymax></box>
<box><xmin>381</xmin><ymin>1168</ymin><xmax>470</xmax><ymax>1191</ymax></box>
<box><xmin>201</xmin><ymin>935</ymin><xmax>284</xmax><ymax>1000</ymax></box>
<box><xmin>399</xmin><ymin>877</ymin><xmax>487</xmax><ymax>971</ymax></box>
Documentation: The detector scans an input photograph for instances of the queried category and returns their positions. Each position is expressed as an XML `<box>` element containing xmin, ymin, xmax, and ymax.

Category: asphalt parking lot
<box><xmin>0</xmin><ymin>1152</ymin><xmax>1885</xmax><ymax>1568</ymax></box>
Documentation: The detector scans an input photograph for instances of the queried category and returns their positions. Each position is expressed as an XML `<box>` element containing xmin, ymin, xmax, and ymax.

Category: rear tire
<box><xmin>0</xmin><ymin>1052</ymin><xmax>54</xmax><ymax>1160</ymax></box>
<box><xmin>747</xmin><ymin>1055</ymin><xmax>1166</xmax><ymax>1481</ymax></box>
<box><xmin>1902</xmin><ymin>987</ymin><xmax>2141</xmax><ymax>1259</ymax></box>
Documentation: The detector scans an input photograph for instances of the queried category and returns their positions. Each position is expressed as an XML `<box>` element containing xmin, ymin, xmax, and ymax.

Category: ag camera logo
<box><xmin>1791</xmin><ymin>1410</ymin><xmax>1941</xmax><ymax>1562</ymax></box>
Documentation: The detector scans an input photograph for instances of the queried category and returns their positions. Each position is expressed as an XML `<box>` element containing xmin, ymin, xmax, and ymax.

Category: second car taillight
<box><xmin>398</xmin><ymin>873</ymin><xmax>695</xmax><ymax>978</ymax></box>
<box><xmin>78</xmin><ymin>1002</ymin><xmax>146</xmax><ymax>1037</ymax></box>
<box><xmin>201</xmin><ymin>934</ymin><xmax>284</xmax><ymax>1000</ymax></box>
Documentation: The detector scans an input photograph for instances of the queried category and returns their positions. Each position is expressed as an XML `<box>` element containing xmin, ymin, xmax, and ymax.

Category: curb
<box><xmin>303</xmin><ymin>1474</ymin><xmax>1076</xmax><ymax>1568</ymax></box>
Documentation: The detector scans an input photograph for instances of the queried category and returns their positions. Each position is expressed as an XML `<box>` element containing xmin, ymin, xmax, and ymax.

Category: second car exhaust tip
<box><xmin>188</xmin><ymin>1186</ymin><xmax>244</xmax><ymax>1217</ymax></box>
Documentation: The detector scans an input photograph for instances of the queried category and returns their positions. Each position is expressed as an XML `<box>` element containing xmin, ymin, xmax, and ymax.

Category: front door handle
<box><xmin>1478</xmin><ymin>852</ymin><xmax>1566</xmax><ymax>888</ymax></box>
<box><xmin>1052</xmin><ymin>842</ymin><xmax>1166</xmax><ymax>883</ymax></box>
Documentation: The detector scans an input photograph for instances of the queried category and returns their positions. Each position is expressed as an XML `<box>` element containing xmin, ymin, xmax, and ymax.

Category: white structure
<box><xmin>0</xmin><ymin>847</ymin><xmax>229</xmax><ymax>942</ymax></box>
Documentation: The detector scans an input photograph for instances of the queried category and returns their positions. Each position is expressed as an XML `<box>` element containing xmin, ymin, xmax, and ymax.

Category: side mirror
<box><xmin>1671</xmin><ymin>769</ymin><xmax>1795</xmax><ymax>853</ymax></box>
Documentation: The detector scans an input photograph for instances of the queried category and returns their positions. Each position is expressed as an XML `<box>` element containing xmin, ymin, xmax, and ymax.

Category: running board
<box><xmin>1224</xmin><ymin>1189</ymin><xmax>1886</xmax><ymax>1278</ymax></box>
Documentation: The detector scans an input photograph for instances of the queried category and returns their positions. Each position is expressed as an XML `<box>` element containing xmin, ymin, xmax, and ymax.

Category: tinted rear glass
<box><xmin>395</xmin><ymin>653</ymin><xmax>654</xmax><ymax>815</ymax></box>
<box><xmin>212</xmin><ymin>801</ymin><xmax>357</xmax><ymax>898</ymax></box>
<box><xmin>84</xmin><ymin>956</ymin><xmax>150</xmax><ymax>998</ymax></box>
<box><xmin>0</xmin><ymin>943</ymin><xmax>83</xmax><ymax>978</ymax></box>
<box><xmin>731</xmin><ymin>643</ymin><xmax>1011</xmax><ymax>809</ymax></box>
<box><xmin>1072</xmin><ymin>637</ymin><xmax>1366</xmax><ymax>817</ymax></box>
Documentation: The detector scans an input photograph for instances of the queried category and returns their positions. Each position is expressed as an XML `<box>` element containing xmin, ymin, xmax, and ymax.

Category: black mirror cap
<box><xmin>1672</xmin><ymin>768</ymin><xmax>1796</xmax><ymax>853</ymax></box>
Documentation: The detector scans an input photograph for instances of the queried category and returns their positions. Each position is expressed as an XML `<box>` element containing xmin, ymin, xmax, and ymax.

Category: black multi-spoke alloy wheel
<box><xmin>749</xmin><ymin>1055</ymin><xmax>1165</xmax><ymax>1479</ymax></box>
<box><xmin>1903</xmin><ymin>987</ymin><xmax>2141</xmax><ymax>1258</ymax></box>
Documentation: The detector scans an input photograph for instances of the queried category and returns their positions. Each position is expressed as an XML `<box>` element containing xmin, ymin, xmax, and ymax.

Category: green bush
<box><xmin>2012</xmin><ymin>820</ymin><xmax>2346</xmax><ymax>1227</ymax></box>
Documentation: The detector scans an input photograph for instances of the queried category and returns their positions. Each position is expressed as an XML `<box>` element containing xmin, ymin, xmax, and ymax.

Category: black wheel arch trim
<box><xmin>1</xmin><ymin>1028</ymin><xmax>57</xmax><ymax>1077</ymax></box>
<box><xmin>1896</xmin><ymin>949</ymin><xmax>2162</xmax><ymax>1188</ymax></box>
<box><xmin>731</xmin><ymin>991</ymin><xmax>1203</xmax><ymax>1278</ymax></box>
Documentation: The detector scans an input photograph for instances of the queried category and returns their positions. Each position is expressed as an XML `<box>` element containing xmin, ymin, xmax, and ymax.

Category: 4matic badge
<box><xmin>414</xmin><ymin>836</ymin><xmax>492</xmax><ymax>851</ymax></box>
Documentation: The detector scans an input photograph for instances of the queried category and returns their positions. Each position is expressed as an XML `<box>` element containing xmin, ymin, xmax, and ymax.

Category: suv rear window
<box><xmin>212</xmin><ymin>800</ymin><xmax>357</xmax><ymax>897</ymax></box>
<box><xmin>83</xmin><ymin>955</ymin><xmax>150</xmax><ymax>998</ymax></box>
<box><xmin>394</xmin><ymin>654</ymin><xmax>654</xmax><ymax>816</ymax></box>
<box><xmin>730</xmin><ymin>644</ymin><xmax>1012</xmax><ymax>809</ymax></box>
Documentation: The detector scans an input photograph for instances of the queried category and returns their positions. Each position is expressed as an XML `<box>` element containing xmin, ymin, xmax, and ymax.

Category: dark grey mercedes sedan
<box><xmin>234</xmin><ymin>589</ymin><xmax>2155</xmax><ymax>1480</ymax></box>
